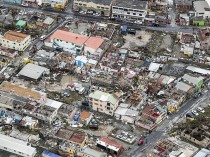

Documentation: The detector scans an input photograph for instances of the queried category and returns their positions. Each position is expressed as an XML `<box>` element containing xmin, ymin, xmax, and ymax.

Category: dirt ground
<box><xmin>68</xmin><ymin>21</ymin><xmax>91</xmax><ymax>35</ymax></box>
<box><xmin>122</xmin><ymin>30</ymin><xmax>152</xmax><ymax>49</ymax></box>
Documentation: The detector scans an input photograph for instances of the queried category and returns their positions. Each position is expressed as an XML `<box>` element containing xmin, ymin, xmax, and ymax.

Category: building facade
<box><xmin>111</xmin><ymin>0</ymin><xmax>148</xmax><ymax>22</ymax></box>
<box><xmin>73</xmin><ymin>0</ymin><xmax>113</xmax><ymax>16</ymax></box>
<box><xmin>89</xmin><ymin>90</ymin><xmax>119</xmax><ymax>116</ymax></box>
<box><xmin>42</xmin><ymin>0</ymin><xmax>68</xmax><ymax>9</ymax></box>
<box><xmin>0</xmin><ymin>31</ymin><xmax>31</xmax><ymax>51</ymax></box>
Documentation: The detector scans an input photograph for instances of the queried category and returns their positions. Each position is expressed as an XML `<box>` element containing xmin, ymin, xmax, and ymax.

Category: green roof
<box><xmin>16</xmin><ymin>20</ymin><xmax>26</xmax><ymax>26</ymax></box>
<box><xmin>89</xmin><ymin>90</ymin><xmax>119</xmax><ymax>105</ymax></box>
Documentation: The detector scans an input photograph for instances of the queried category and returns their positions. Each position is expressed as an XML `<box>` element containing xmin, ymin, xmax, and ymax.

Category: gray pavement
<box><xmin>1</xmin><ymin>2</ymin><xmax>200</xmax><ymax>33</ymax></box>
<box><xmin>125</xmin><ymin>91</ymin><xmax>210</xmax><ymax>157</ymax></box>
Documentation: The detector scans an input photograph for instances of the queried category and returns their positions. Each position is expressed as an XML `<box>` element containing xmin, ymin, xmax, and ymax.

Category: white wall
<box><xmin>0</xmin><ymin>35</ymin><xmax>31</xmax><ymax>51</ymax></box>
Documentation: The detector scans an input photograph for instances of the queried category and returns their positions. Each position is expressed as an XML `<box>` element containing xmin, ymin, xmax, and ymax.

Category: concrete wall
<box><xmin>0</xmin><ymin>35</ymin><xmax>31</xmax><ymax>51</ymax></box>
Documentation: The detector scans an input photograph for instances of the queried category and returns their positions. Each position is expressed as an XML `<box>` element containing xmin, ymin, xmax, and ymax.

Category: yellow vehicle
<box><xmin>186</xmin><ymin>113</ymin><xmax>195</xmax><ymax>121</ymax></box>
<box><xmin>23</xmin><ymin>58</ymin><xmax>33</xmax><ymax>64</ymax></box>
<box><xmin>169</xmin><ymin>132</ymin><xmax>176</xmax><ymax>137</ymax></box>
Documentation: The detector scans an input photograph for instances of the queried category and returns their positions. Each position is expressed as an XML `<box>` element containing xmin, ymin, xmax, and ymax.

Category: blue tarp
<box><xmin>74</xmin><ymin>114</ymin><xmax>80</xmax><ymax>121</ymax></box>
<box><xmin>121</xmin><ymin>25</ymin><xmax>127</xmax><ymax>32</ymax></box>
<box><xmin>42</xmin><ymin>150</ymin><xmax>61</xmax><ymax>157</ymax></box>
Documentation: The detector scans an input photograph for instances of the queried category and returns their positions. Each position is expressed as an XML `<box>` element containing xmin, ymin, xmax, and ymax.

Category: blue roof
<box><xmin>42</xmin><ymin>150</ymin><xmax>61</xmax><ymax>157</ymax></box>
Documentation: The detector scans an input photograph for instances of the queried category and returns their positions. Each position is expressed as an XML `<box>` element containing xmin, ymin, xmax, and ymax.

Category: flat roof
<box><xmin>75</xmin><ymin>0</ymin><xmax>112</xmax><ymax>6</ymax></box>
<box><xmin>89</xmin><ymin>90</ymin><xmax>119</xmax><ymax>105</ymax></box>
<box><xmin>0</xmin><ymin>81</ymin><xmax>41</xmax><ymax>100</ymax></box>
<box><xmin>18</xmin><ymin>63</ymin><xmax>49</xmax><ymax>80</ymax></box>
<box><xmin>194</xmin><ymin>1</ymin><xmax>209</xmax><ymax>13</ymax></box>
<box><xmin>3</xmin><ymin>31</ymin><xmax>29</xmax><ymax>43</ymax></box>
<box><xmin>0</xmin><ymin>134</ymin><xmax>36</xmax><ymax>156</ymax></box>
<box><xmin>44</xmin><ymin>98</ymin><xmax>62</xmax><ymax>109</ymax></box>
<box><xmin>175</xmin><ymin>81</ymin><xmax>192</xmax><ymax>92</ymax></box>
<box><xmin>186</xmin><ymin>66</ymin><xmax>210</xmax><ymax>75</ymax></box>
<box><xmin>112</xmin><ymin>0</ymin><xmax>147</xmax><ymax>10</ymax></box>
<box><xmin>182</xmin><ymin>74</ymin><xmax>204</xmax><ymax>85</ymax></box>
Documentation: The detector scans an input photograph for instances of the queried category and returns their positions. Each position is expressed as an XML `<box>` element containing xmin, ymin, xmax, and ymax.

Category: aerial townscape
<box><xmin>0</xmin><ymin>0</ymin><xmax>210</xmax><ymax>157</ymax></box>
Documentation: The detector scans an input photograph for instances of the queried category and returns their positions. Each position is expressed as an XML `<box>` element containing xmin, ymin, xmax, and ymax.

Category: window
<box><xmin>124</xmin><ymin>9</ymin><xmax>128</xmax><ymax>11</ymax></box>
<box><xmin>107</xmin><ymin>103</ymin><xmax>110</xmax><ymax>106</ymax></box>
<box><xmin>133</xmin><ymin>13</ymin><xmax>136</xmax><ymax>15</ymax></box>
<box><xmin>127</xmin><ymin>12</ymin><xmax>130</xmax><ymax>14</ymax></box>
<box><xmin>101</xmin><ymin>7</ymin><xmax>104</xmax><ymax>9</ymax></box>
<box><xmin>107</xmin><ymin>107</ymin><xmax>110</xmax><ymax>110</ymax></box>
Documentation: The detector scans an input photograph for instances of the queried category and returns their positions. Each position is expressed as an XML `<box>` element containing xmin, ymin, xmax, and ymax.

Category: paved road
<box><xmin>126</xmin><ymin>91</ymin><xmax>210</xmax><ymax>157</ymax></box>
<box><xmin>2</xmin><ymin>2</ymin><xmax>200</xmax><ymax>33</ymax></box>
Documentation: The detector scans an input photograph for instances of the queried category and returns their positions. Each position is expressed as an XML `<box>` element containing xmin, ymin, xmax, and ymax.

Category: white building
<box><xmin>0</xmin><ymin>31</ymin><xmax>31</xmax><ymax>51</ymax></box>
<box><xmin>0</xmin><ymin>133</ymin><xmax>36</xmax><ymax>157</ymax></box>
<box><xmin>111</xmin><ymin>0</ymin><xmax>148</xmax><ymax>22</ymax></box>
<box><xmin>47</xmin><ymin>30</ymin><xmax>104</xmax><ymax>56</ymax></box>
<box><xmin>193</xmin><ymin>0</ymin><xmax>210</xmax><ymax>19</ymax></box>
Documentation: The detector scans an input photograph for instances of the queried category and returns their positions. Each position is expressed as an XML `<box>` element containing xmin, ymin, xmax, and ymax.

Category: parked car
<box><xmin>192</xmin><ymin>110</ymin><xmax>199</xmax><ymax>116</ymax></box>
<box><xmin>134</xmin><ymin>20</ymin><xmax>143</xmax><ymax>25</ymax></box>
<box><xmin>186</xmin><ymin>113</ymin><xmax>194</xmax><ymax>121</ymax></box>
<box><xmin>79</xmin><ymin>10</ymin><xmax>86</xmax><ymax>14</ymax></box>
<box><xmin>93</xmin><ymin>13</ymin><xmax>100</xmax><ymax>16</ymax></box>
<box><xmin>79</xmin><ymin>87</ymin><xmax>86</xmax><ymax>94</ymax></box>
<box><xmin>197</xmin><ymin>107</ymin><xmax>205</xmax><ymax>113</ymax></box>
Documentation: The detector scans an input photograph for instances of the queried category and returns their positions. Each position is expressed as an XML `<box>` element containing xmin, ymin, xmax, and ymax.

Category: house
<box><xmin>3</xmin><ymin>0</ymin><xmax>22</xmax><ymax>4</ymax></box>
<box><xmin>194</xmin><ymin>148</ymin><xmax>210</xmax><ymax>157</ymax></box>
<box><xmin>78</xmin><ymin>111</ymin><xmax>93</xmax><ymax>125</ymax></box>
<box><xmin>0</xmin><ymin>31</ymin><xmax>31</xmax><ymax>51</ymax></box>
<box><xmin>73</xmin><ymin>0</ymin><xmax>113</xmax><ymax>16</ymax></box>
<box><xmin>175</xmin><ymin>81</ymin><xmax>194</xmax><ymax>93</ymax></box>
<box><xmin>186</xmin><ymin>65</ymin><xmax>210</xmax><ymax>75</ymax></box>
<box><xmin>197</xmin><ymin>28</ymin><xmax>210</xmax><ymax>51</ymax></box>
<box><xmin>114</xmin><ymin>103</ymin><xmax>139</xmax><ymax>124</ymax></box>
<box><xmin>0</xmin><ymin>81</ymin><xmax>45</xmax><ymax>102</ymax></box>
<box><xmin>112</xmin><ymin>0</ymin><xmax>148</xmax><ymax>23</ymax></box>
<box><xmin>84</xmin><ymin>36</ymin><xmax>104</xmax><ymax>57</ymax></box>
<box><xmin>54</xmin><ymin>128</ymin><xmax>87</xmax><ymax>146</ymax></box>
<box><xmin>42</xmin><ymin>0</ymin><xmax>67</xmax><ymax>9</ymax></box>
<box><xmin>78</xmin><ymin>147</ymin><xmax>107</xmax><ymax>157</ymax></box>
<box><xmin>16</xmin><ymin>20</ymin><xmax>27</xmax><ymax>30</ymax></box>
<box><xmin>141</xmin><ymin>104</ymin><xmax>167</xmax><ymax>125</ymax></box>
<box><xmin>19</xmin><ymin>116</ymin><xmax>38</xmax><ymax>130</ymax></box>
<box><xmin>0</xmin><ymin>133</ymin><xmax>36</xmax><ymax>157</ymax></box>
<box><xmin>147</xmin><ymin>137</ymin><xmax>198</xmax><ymax>157</ymax></box>
<box><xmin>182</xmin><ymin>74</ymin><xmax>204</xmax><ymax>91</ymax></box>
<box><xmin>180</xmin><ymin>44</ymin><xmax>195</xmax><ymax>56</ymax></box>
<box><xmin>43</xmin><ymin>17</ymin><xmax>54</xmax><ymax>28</ymax></box>
<box><xmin>89</xmin><ymin>90</ymin><xmax>119</xmax><ymax>116</ymax></box>
<box><xmin>193</xmin><ymin>0</ymin><xmax>210</xmax><ymax>19</ymax></box>
<box><xmin>75</xmin><ymin>55</ymin><xmax>88</xmax><ymax>67</ymax></box>
<box><xmin>34</xmin><ymin>99</ymin><xmax>62</xmax><ymax>124</ymax></box>
<box><xmin>175</xmin><ymin>0</ymin><xmax>194</xmax><ymax>13</ymax></box>
<box><xmin>47</xmin><ymin>30</ymin><xmax>89</xmax><ymax>54</ymax></box>
<box><xmin>42</xmin><ymin>150</ymin><xmax>61</xmax><ymax>157</ymax></box>
<box><xmin>96</xmin><ymin>137</ymin><xmax>124</xmax><ymax>155</ymax></box>
<box><xmin>18</xmin><ymin>63</ymin><xmax>50</xmax><ymax>80</ymax></box>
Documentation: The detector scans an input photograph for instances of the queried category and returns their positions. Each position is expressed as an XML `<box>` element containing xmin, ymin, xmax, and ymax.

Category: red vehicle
<box><xmin>138</xmin><ymin>139</ymin><xmax>144</xmax><ymax>145</ymax></box>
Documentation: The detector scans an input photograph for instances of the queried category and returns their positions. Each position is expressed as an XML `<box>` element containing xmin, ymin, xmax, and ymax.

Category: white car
<box><xmin>79</xmin><ymin>87</ymin><xmax>86</xmax><ymax>94</ymax></box>
<box><xmin>79</xmin><ymin>10</ymin><xmax>86</xmax><ymax>14</ymax></box>
<box><xmin>192</xmin><ymin>110</ymin><xmax>199</xmax><ymax>116</ymax></box>
<box><xmin>134</xmin><ymin>20</ymin><xmax>143</xmax><ymax>25</ymax></box>
<box><xmin>197</xmin><ymin>107</ymin><xmax>205</xmax><ymax>113</ymax></box>
<box><xmin>93</xmin><ymin>13</ymin><xmax>100</xmax><ymax>16</ymax></box>
<box><xmin>40</xmin><ymin>35</ymin><xmax>46</xmax><ymax>40</ymax></box>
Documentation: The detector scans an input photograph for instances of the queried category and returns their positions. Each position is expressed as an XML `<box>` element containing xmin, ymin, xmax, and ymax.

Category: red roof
<box><xmin>100</xmin><ymin>137</ymin><xmax>123</xmax><ymax>149</ymax></box>
<box><xmin>50</xmin><ymin>30</ymin><xmax>89</xmax><ymax>46</ymax></box>
<box><xmin>85</xmin><ymin>37</ymin><xmax>104</xmax><ymax>50</ymax></box>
